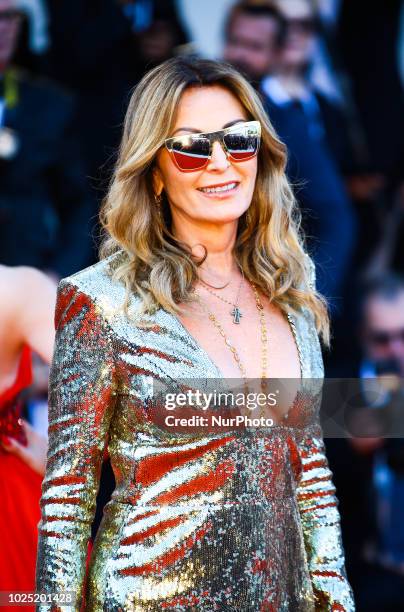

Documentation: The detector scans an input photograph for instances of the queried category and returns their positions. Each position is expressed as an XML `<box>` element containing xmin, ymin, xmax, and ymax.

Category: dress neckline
<box><xmin>172</xmin><ymin>307</ymin><xmax>304</xmax><ymax>380</ymax></box>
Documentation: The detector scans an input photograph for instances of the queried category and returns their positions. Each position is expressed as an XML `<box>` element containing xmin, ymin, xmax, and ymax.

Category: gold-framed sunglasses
<box><xmin>164</xmin><ymin>120</ymin><xmax>261</xmax><ymax>172</ymax></box>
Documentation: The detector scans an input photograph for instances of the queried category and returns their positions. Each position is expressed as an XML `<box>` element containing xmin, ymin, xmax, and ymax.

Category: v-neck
<box><xmin>171</xmin><ymin>306</ymin><xmax>304</xmax><ymax>381</ymax></box>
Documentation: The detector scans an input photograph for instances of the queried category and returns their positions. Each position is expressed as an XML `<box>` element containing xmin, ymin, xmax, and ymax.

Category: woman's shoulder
<box><xmin>0</xmin><ymin>265</ymin><xmax>56</xmax><ymax>319</ymax></box>
<box><xmin>56</xmin><ymin>253</ymin><xmax>179</xmax><ymax>348</ymax></box>
<box><xmin>301</xmin><ymin>255</ymin><xmax>325</xmax><ymax>377</ymax></box>
<box><xmin>57</xmin><ymin>251</ymin><xmax>143</xmax><ymax>317</ymax></box>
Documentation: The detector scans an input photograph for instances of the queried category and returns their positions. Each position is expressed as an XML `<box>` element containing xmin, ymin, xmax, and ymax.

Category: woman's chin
<box><xmin>193</xmin><ymin>212</ymin><xmax>246</xmax><ymax>226</ymax></box>
<box><xmin>189</xmin><ymin>201</ymin><xmax>249</xmax><ymax>225</ymax></box>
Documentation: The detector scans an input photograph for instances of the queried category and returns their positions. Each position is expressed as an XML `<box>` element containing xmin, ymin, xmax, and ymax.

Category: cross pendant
<box><xmin>231</xmin><ymin>307</ymin><xmax>243</xmax><ymax>324</ymax></box>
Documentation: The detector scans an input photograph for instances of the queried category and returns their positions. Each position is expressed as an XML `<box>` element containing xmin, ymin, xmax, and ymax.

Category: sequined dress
<box><xmin>36</xmin><ymin>252</ymin><xmax>355</xmax><ymax>611</ymax></box>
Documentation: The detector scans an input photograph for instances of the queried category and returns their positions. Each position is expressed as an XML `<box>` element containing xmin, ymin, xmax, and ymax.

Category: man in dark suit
<box><xmin>0</xmin><ymin>0</ymin><xmax>94</xmax><ymax>278</ymax></box>
<box><xmin>223</xmin><ymin>0</ymin><xmax>356</xmax><ymax>305</ymax></box>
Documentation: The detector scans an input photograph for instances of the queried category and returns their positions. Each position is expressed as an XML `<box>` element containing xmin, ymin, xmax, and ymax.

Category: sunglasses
<box><xmin>164</xmin><ymin>120</ymin><xmax>261</xmax><ymax>172</ymax></box>
<box><xmin>369</xmin><ymin>329</ymin><xmax>404</xmax><ymax>347</ymax></box>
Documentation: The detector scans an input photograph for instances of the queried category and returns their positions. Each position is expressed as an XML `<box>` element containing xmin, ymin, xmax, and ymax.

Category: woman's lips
<box><xmin>197</xmin><ymin>181</ymin><xmax>240</xmax><ymax>198</ymax></box>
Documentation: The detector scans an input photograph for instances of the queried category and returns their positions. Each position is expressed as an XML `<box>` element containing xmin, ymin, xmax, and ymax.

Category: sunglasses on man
<box><xmin>164</xmin><ymin>120</ymin><xmax>261</xmax><ymax>172</ymax></box>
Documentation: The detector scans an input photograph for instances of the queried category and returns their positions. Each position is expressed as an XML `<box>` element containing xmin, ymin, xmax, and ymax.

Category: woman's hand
<box><xmin>0</xmin><ymin>419</ymin><xmax>47</xmax><ymax>476</ymax></box>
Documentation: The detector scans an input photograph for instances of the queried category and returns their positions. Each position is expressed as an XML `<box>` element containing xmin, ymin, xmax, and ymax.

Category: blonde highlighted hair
<box><xmin>100</xmin><ymin>57</ymin><xmax>330</xmax><ymax>347</ymax></box>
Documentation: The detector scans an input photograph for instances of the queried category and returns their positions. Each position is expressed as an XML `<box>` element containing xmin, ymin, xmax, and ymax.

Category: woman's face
<box><xmin>154</xmin><ymin>85</ymin><xmax>258</xmax><ymax>229</ymax></box>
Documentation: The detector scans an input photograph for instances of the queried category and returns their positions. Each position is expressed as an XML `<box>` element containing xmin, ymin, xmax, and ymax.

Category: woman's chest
<box><xmin>177</xmin><ymin>298</ymin><xmax>302</xmax><ymax>380</ymax></box>
<box><xmin>112</xmin><ymin>296</ymin><xmax>322</xmax><ymax>387</ymax></box>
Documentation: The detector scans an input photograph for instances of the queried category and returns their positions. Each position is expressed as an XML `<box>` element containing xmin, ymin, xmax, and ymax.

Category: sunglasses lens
<box><xmin>171</xmin><ymin>136</ymin><xmax>210</xmax><ymax>171</ymax></box>
<box><xmin>224</xmin><ymin>129</ymin><xmax>260</xmax><ymax>162</ymax></box>
<box><xmin>166</xmin><ymin>122</ymin><xmax>261</xmax><ymax>171</ymax></box>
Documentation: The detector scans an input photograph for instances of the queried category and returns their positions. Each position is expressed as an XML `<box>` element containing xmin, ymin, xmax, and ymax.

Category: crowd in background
<box><xmin>1</xmin><ymin>0</ymin><xmax>404</xmax><ymax>609</ymax></box>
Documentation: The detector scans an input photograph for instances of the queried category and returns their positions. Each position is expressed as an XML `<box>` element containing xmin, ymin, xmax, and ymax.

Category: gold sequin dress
<box><xmin>36</xmin><ymin>252</ymin><xmax>355</xmax><ymax>611</ymax></box>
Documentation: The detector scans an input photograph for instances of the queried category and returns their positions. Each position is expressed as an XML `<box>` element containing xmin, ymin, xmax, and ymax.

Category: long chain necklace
<box><xmin>194</xmin><ymin>281</ymin><xmax>268</xmax><ymax>388</ymax></box>
<box><xmin>200</xmin><ymin>267</ymin><xmax>244</xmax><ymax>324</ymax></box>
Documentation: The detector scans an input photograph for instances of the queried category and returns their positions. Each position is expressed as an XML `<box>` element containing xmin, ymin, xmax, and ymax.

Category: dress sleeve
<box><xmin>296</xmin><ymin>255</ymin><xmax>355</xmax><ymax>611</ymax></box>
<box><xmin>35</xmin><ymin>280</ymin><xmax>118</xmax><ymax>611</ymax></box>
<box><xmin>296</xmin><ymin>421</ymin><xmax>355</xmax><ymax>611</ymax></box>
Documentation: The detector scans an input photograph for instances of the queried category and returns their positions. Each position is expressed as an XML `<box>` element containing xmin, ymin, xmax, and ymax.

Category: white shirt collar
<box><xmin>261</xmin><ymin>75</ymin><xmax>312</xmax><ymax>106</ymax></box>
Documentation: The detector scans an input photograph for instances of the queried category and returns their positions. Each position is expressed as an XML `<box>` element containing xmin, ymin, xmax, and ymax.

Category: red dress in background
<box><xmin>0</xmin><ymin>346</ymin><xmax>43</xmax><ymax>609</ymax></box>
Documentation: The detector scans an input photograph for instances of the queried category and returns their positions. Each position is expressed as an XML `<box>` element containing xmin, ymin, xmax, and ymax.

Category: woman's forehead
<box><xmin>173</xmin><ymin>85</ymin><xmax>248</xmax><ymax>132</ymax></box>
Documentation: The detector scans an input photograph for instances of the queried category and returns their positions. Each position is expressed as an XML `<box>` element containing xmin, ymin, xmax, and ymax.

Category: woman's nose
<box><xmin>206</xmin><ymin>141</ymin><xmax>230</xmax><ymax>171</ymax></box>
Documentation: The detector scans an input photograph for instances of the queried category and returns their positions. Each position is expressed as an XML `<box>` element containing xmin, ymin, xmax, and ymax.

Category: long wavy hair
<box><xmin>100</xmin><ymin>57</ymin><xmax>330</xmax><ymax>346</ymax></box>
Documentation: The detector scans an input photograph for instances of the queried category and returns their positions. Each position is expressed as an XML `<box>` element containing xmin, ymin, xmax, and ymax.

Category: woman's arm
<box><xmin>35</xmin><ymin>280</ymin><xmax>118</xmax><ymax>610</ymax></box>
<box><xmin>0</xmin><ymin>265</ymin><xmax>56</xmax><ymax>364</ymax></box>
<box><xmin>296</xmin><ymin>419</ymin><xmax>355</xmax><ymax>611</ymax></box>
<box><xmin>1</xmin><ymin>419</ymin><xmax>48</xmax><ymax>475</ymax></box>
<box><xmin>17</xmin><ymin>267</ymin><xmax>57</xmax><ymax>364</ymax></box>
<box><xmin>0</xmin><ymin>267</ymin><xmax>56</xmax><ymax>472</ymax></box>
<box><xmin>296</xmin><ymin>258</ymin><xmax>355</xmax><ymax>610</ymax></box>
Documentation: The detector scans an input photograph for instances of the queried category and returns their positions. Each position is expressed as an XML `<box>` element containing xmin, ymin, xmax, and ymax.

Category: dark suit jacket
<box><xmin>263</xmin><ymin>92</ymin><xmax>357</xmax><ymax>305</ymax></box>
<box><xmin>0</xmin><ymin>70</ymin><xmax>95</xmax><ymax>277</ymax></box>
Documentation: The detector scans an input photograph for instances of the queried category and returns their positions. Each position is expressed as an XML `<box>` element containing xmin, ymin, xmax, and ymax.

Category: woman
<box><xmin>0</xmin><ymin>265</ymin><xmax>56</xmax><ymax>607</ymax></box>
<box><xmin>36</xmin><ymin>57</ymin><xmax>354</xmax><ymax>610</ymax></box>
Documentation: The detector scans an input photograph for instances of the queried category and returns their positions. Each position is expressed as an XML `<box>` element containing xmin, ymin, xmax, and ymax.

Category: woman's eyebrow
<box><xmin>223</xmin><ymin>118</ymin><xmax>246</xmax><ymax>128</ymax></box>
<box><xmin>171</xmin><ymin>118</ymin><xmax>247</xmax><ymax>136</ymax></box>
<box><xmin>172</xmin><ymin>127</ymin><xmax>201</xmax><ymax>135</ymax></box>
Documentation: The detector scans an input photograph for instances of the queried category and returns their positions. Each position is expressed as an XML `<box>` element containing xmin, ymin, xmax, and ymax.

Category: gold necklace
<box><xmin>194</xmin><ymin>281</ymin><xmax>268</xmax><ymax>387</ymax></box>
<box><xmin>198</xmin><ymin>267</ymin><xmax>230</xmax><ymax>290</ymax></box>
<box><xmin>199</xmin><ymin>276</ymin><xmax>230</xmax><ymax>290</ymax></box>
<box><xmin>200</xmin><ymin>267</ymin><xmax>245</xmax><ymax>324</ymax></box>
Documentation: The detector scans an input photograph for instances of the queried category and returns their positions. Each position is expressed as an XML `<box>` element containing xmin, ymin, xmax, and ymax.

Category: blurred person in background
<box><xmin>317</xmin><ymin>0</ymin><xmax>404</xmax><ymax>378</ymax></box>
<box><xmin>3</xmin><ymin>0</ymin><xmax>49</xmax><ymax>75</ymax></box>
<box><xmin>338</xmin><ymin>0</ymin><xmax>404</xmax><ymax>200</ymax></box>
<box><xmin>344</xmin><ymin>274</ymin><xmax>404</xmax><ymax>611</ymax></box>
<box><xmin>0</xmin><ymin>265</ymin><xmax>56</xmax><ymax>608</ymax></box>
<box><xmin>42</xmin><ymin>0</ymin><xmax>190</xmax><ymax>194</ymax></box>
<box><xmin>262</xmin><ymin>0</ymin><xmax>357</xmax><ymax>305</ymax></box>
<box><xmin>0</xmin><ymin>0</ymin><xmax>94</xmax><ymax>278</ymax></box>
<box><xmin>223</xmin><ymin>0</ymin><xmax>285</xmax><ymax>86</ymax></box>
<box><xmin>223</xmin><ymin>0</ymin><xmax>356</xmax><ymax>308</ymax></box>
